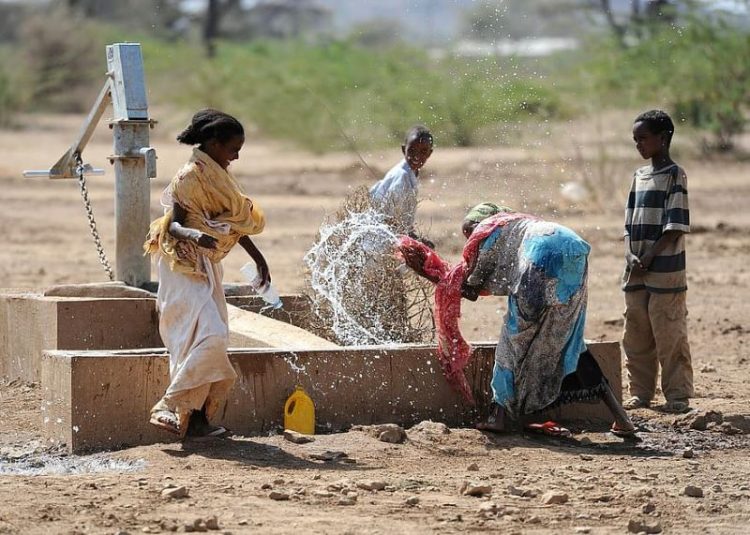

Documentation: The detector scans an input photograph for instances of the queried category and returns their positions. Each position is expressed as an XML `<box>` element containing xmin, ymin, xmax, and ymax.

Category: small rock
<box><xmin>682</xmin><ymin>448</ymin><xmax>694</xmax><ymax>459</ymax></box>
<box><xmin>283</xmin><ymin>430</ymin><xmax>314</xmax><ymax>444</ymax></box>
<box><xmin>205</xmin><ymin>516</ymin><xmax>220</xmax><ymax>530</ymax></box>
<box><xmin>460</xmin><ymin>482</ymin><xmax>492</xmax><ymax>497</ymax></box>
<box><xmin>574</xmin><ymin>528</ymin><xmax>592</xmax><ymax>534</ymax></box>
<box><xmin>337</xmin><ymin>495</ymin><xmax>357</xmax><ymax>506</ymax></box>
<box><xmin>711</xmin><ymin>484</ymin><xmax>723</xmax><ymax>493</ymax></box>
<box><xmin>541</xmin><ymin>491</ymin><xmax>569</xmax><ymax>505</ymax></box>
<box><xmin>526</xmin><ymin>515</ymin><xmax>541</xmax><ymax>524</ymax></box>
<box><xmin>357</xmin><ymin>480</ymin><xmax>387</xmax><ymax>491</ymax></box>
<box><xmin>719</xmin><ymin>422</ymin><xmax>742</xmax><ymax>435</ymax></box>
<box><xmin>161</xmin><ymin>486</ymin><xmax>188</xmax><ymax>499</ymax></box>
<box><xmin>706</xmin><ymin>410</ymin><xmax>724</xmax><ymax>424</ymax></box>
<box><xmin>327</xmin><ymin>479</ymin><xmax>351</xmax><ymax>492</ymax></box>
<box><xmin>478</xmin><ymin>502</ymin><xmax>500</xmax><ymax>516</ymax></box>
<box><xmin>377</xmin><ymin>424</ymin><xmax>406</xmax><ymax>444</ymax></box>
<box><xmin>683</xmin><ymin>485</ymin><xmax>704</xmax><ymax>498</ymax></box>
<box><xmin>642</xmin><ymin>502</ymin><xmax>656</xmax><ymax>514</ymax></box>
<box><xmin>724</xmin><ymin>414</ymin><xmax>750</xmax><ymax>434</ymax></box>
<box><xmin>739</xmin><ymin>485</ymin><xmax>749</xmax><ymax>491</ymax></box>
<box><xmin>158</xmin><ymin>519</ymin><xmax>178</xmax><ymax>532</ymax></box>
<box><xmin>309</xmin><ymin>450</ymin><xmax>348</xmax><ymax>462</ymax></box>
<box><xmin>507</xmin><ymin>485</ymin><xmax>534</xmax><ymax>498</ymax></box>
<box><xmin>269</xmin><ymin>491</ymin><xmax>290</xmax><ymax>501</ymax></box>
<box><xmin>410</xmin><ymin>420</ymin><xmax>451</xmax><ymax>435</ymax></box>
<box><xmin>467</xmin><ymin>463</ymin><xmax>479</xmax><ymax>472</ymax></box>
<box><xmin>405</xmin><ymin>496</ymin><xmax>420</xmax><ymax>506</ymax></box>
<box><xmin>185</xmin><ymin>519</ymin><xmax>208</xmax><ymax>533</ymax></box>
<box><xmin>260</xmin><ymin>483</ymin><xmax>272</xmax><ymax>490</ymax></box>
<box><xmin>312</xmin><ymin>490</ymin><xmax>334</xmax><ymax>498</ymax></box>
<box><xmin>628</xmin><ymin>519</ymin><xmax>662</xmax><ymax>534</ymax></box>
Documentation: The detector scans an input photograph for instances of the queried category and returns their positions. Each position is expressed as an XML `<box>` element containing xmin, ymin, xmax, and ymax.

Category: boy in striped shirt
<box><xmin>622</xmin><ymin>110</ymin><xmax>693</xmax><ymax>413</ymax></box>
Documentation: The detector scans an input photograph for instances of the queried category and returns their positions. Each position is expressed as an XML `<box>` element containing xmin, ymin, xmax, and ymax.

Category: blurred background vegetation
<box><xmin>0</xmin><ymin>0</ymin><xmax>747</xmax><ymax>153</ymax></box>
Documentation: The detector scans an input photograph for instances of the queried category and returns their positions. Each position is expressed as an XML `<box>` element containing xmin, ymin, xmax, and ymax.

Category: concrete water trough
<box><xmin>1</xmin><ymin>290</ymin><xmax>621</xmax><ymax>452</ymax></box>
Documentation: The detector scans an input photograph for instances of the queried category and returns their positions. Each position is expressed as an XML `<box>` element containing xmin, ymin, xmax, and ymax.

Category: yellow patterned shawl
<box><xmin>144</xmin><ymin>148</ymin><xmax>265</xmax><ymax>278</ymax></box>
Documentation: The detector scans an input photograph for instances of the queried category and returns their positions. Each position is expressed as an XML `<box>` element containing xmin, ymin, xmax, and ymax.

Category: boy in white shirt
<box><xmin>370</xmin><ymin>125</ymin><xmax>433</xmax><ymax>244</ymax></box>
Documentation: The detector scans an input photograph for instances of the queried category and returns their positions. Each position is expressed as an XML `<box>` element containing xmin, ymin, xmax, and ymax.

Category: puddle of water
<box><xmin>0</xmin><ymin>453</ymin><xmax>146</xmax><ymax>476</ymax></box>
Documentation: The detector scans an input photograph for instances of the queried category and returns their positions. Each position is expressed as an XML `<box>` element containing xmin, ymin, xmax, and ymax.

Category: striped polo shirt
<box><xmin>623</xmin><ymin>163</ymin><xmax>690</xmax><ymax>293</ymax></box>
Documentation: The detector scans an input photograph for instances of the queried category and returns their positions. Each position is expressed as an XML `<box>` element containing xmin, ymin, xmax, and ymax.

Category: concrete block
<box><xmin>42</xmin><ymin>341</ymin><xmax>621</xmax><ymax>452</ymax></box>
<box><xmin>227</xmin><ymin>294</ymin><xmax>318</xmax><ymax>333</ymax></box>
<box><xmin>0</xmin><ymin>293</ymin><xmax>334</xmax><ymax>382</ymax></box>
<box><xmin>0</xmin><ymin>294</ymin><xmax>162</xmax><ymax>382</ymax></box>
<box><xmin>227</xmin><ymin>304</ymin><xmax>338</xmax><ymax>349</ymax></box>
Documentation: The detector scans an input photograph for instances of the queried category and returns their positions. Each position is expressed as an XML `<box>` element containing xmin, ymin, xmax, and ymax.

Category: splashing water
<box><xmin>304</xmin><ymin>208</ymin><xmax>402</xmax><ymax>345</ymax></box>
<box><xmin>283</xmin><ymin>350</ymin><xmax>307</xmax><ymax>375</ymax></box>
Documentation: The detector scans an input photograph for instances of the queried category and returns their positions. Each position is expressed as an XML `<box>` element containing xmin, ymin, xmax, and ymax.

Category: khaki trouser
<box><xmin>623</xmin><ymin>290</ymin><xmax>694</xmax><ymax>402</ymax></box>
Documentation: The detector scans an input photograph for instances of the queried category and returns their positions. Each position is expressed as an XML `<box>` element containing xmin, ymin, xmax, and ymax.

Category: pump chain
<box><xmin>75</xmin><ymin>153</ymin><xmax>114</xmax><ymax>281</ymax></box>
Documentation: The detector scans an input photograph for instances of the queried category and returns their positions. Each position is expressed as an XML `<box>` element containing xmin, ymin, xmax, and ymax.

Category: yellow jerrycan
<box><xmin>284</xmin><ymin>386</ymin><xmax>315</xmax><ymax>435</ymax></box>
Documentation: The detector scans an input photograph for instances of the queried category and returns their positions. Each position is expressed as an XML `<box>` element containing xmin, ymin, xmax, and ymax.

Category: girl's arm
<box><xmin>168</xmin><ymin>202</ymin><xmax>218</xmax><ymax>249</ymax></box>
<box><xmin>238</xmin><ymin>235</ymin><xmax>270</xmax><ymax>286</ymax></box>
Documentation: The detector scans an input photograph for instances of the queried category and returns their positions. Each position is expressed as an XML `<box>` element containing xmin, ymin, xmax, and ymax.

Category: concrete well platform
<box><xmin>0</xmin><ymin>294</ymin><xmax>162</xmax><ymax>382</ymax></box>
<box><xmin>0</xmin><ymin>292</ymin><xmax>334</xmax><ymax>382</ymax></box>
<box><xmin>42</xmin><ymin>341</ymin><xmax>621</xmax><ymax>452</ymax></box>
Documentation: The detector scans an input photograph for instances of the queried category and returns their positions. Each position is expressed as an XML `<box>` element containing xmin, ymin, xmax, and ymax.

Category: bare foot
<box><xmin>476</xmin><ymin>403</ymin><xmax>508</xmax><ymax>433</ymax></box>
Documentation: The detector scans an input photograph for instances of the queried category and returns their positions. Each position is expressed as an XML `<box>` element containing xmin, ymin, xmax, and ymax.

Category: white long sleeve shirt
<box><xmin>369</xmin><ymin>159</ymin><xmax>418</xmax><ymax>232</ymax></box>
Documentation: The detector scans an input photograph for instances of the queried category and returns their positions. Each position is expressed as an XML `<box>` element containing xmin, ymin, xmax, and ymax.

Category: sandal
<box><xmin>610</xmin><ymin>422</ymin><xmax>637</xmax><ymax>438</ymax></box>
<box><xmin>663</xmin><ymin>399</ymin><xmax>690</xmax><ymax>413</ymax></box>
<box><xmin>524</xmin><ymin>421</ymin><xmax>572</xmax><ymax>438</ymax></box>
<box><xmin>623</xmin><ymin>396</ymin><xmax>651</xmax><ymax>410</ymax></box>
<box><xmin>149</xmin><ymin>409</ymin><xmax>181</xmax><ymax>435</ymax></box>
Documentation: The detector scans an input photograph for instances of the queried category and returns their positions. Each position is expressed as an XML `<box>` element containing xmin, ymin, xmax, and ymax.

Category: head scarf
<box><xmin>463</xmin><ymin>202</ymin><xmax>513</xmax><ymax>224</ymax></box>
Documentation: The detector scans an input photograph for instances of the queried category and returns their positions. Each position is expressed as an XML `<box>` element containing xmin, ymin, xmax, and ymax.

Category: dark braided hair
<box><xmin>176</xmin><ymin>109</ymin><xmax>244</xmax><ymax>146</ymax></box>
<box><xmin>634</xmin><ymin>109</ymin><xmax>675</xmax><ymax>145</ymax></box>
<box><xmin>403</xmin><ymin>124</ymin><xmax>433</xmax><ymax>147</ymax></box>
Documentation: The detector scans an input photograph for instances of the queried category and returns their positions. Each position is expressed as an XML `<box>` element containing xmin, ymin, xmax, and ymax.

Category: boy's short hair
<box><xmin>634</xmin><ymin>109</ymin><xmax>675</xmax><ymax>145</ymax></box>
<box><xmin>404</xmin><ymin>125</ymin><xmax>433</xmax><ymax>147</ymax></box>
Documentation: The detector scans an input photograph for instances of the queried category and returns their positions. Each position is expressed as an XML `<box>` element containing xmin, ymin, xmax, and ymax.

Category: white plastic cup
<box><xmin>240</xmin><ymin>262</ymin><xmax>283</xmax><ymax>309</ymax></box>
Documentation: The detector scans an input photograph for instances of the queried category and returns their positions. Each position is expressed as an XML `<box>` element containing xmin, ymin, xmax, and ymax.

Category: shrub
<box><xmin>18</xmin><ymin>5</ymin><xmax>103</xmax><ymax>113</ymax></box>
<box><xmin>149</xmin><ymin>39</ymin><xmax>561</xmax><ymax>151</ymax></box>
<box><xmin>585</xmin><ymin>15</ymin><xmax>750</xmax><ymax>151</ymax></box>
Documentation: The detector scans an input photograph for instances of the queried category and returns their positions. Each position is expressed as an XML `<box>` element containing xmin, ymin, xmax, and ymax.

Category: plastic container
<box><xmin>284</xmin><ymin>386</ymin><xmax>315</xmax><ymax>435</ymax></box>
<box><xmin>240</xmin><ymin>262</ymin><xmax>283</xmax><ymax>309</ymax></box>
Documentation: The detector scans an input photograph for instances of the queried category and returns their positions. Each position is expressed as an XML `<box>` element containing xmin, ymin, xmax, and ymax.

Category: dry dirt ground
<box><xmin>1</xmin><ymin>112</ymin><xmax>749</xmax><ymax>534</ymax></box>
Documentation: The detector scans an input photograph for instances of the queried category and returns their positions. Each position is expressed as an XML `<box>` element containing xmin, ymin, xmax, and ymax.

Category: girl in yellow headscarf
<box><xmin>144</xmin><ymin>109</ymin><xmax>268</xmax><ymax>437</ymax></box>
